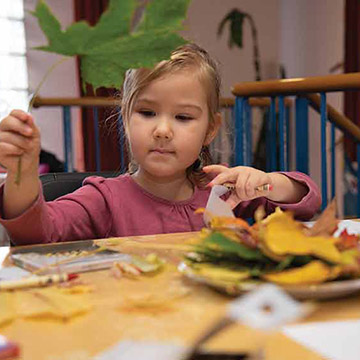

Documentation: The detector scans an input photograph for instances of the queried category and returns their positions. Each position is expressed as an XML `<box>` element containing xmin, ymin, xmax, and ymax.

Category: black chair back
<box><xmin>40</xmin><ymin>171</ymin><xmax>121</xmax><ymax>201</ymax></box>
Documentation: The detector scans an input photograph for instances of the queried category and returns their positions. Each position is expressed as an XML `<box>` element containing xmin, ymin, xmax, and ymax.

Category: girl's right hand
<box><xmin>0</xmin><ymin>110</ymin><xmax>41</xmax><ymax>176</ymax></box>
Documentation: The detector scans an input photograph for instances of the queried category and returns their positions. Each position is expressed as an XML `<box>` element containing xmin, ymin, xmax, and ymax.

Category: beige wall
<box><xmin>280</xmin><ymin>0</ymin><xmax>344</xmax><ymax>212</ymax></box>
<box><xmin>24</xmin><ymin>0</ymin><xmax>81</xmax><ymax>168</ymax></box>
<box><xmin>183</xmin><ymin>0</ymin><xmax>281</xmax><ymax>95</ymax></box>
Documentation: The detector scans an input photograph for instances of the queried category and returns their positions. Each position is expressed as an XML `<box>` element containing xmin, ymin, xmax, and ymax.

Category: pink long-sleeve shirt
<box><xmin>0</xmin><ymin>172</ymin><xmax>321</xmax><ymax>246</ymax></box>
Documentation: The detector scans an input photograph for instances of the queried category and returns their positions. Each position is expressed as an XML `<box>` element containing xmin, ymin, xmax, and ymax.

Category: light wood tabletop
<box><xmin>1</xmin><ymin>232</ymin><xmax>360</xmax><ymax>360</ymax></box>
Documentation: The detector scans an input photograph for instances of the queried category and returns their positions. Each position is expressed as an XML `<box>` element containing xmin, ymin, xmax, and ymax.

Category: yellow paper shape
<box><xmin>15</xmin><ymin>290</ymin><xmax>56</xmax><ymax>319</ymax></box>
<box><xmin>33</xmin><ymin>288</ymin><xmax>92</xmax><ymax>320</ymax></box>
<box><xmin>0</xmin><ymin>292</ymin><xmax>16</xmax><ymax>327</ymax></box>
<box><xmin>262</xmin><ymin>260</ymin><xmax>342</xmax><ymax>285</ymax></box>
<box><xmin>263</xmin><ymin>211</ymin><xmax>342</xmax><ymax>263</ymax></box>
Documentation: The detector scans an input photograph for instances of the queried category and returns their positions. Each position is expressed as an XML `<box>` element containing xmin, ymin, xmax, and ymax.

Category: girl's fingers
<box><xmin>235</xmin><ymin>171</ymin><xmax>251</xmax><ymax>200</ymax></box>
<box><xmin>2</xmin><ymin>111</ymin><xmax>36</xmax><ymax>137</ymax></box>
<box><xmin>0</xmin><ymin>142</ymin><xmax>24</xmax><ymax>156</ymax></box>
<box><xmin>208</xmin><ymin>171</ymin><xmax>238</xmax><ymax>187</ymax></box>
<box><xmin>0</xmin><ymin>131</ymin><xmax>32</xmax><ymax>151</ymax></box>
<box><xmin>225</xmin><ymin>194</ymin><xmax>241</xmax><ymax>209</ymax></box>
<box><xmin>244</xmin><ymin>174</ymin><xmax>258</xmax><ymax>199</ymax></box>
<box><xmin>202</xmin><ymin>164</ymin><xmax>229</xmax><ymax>175</ymax></box>
<box><xmin>9</xmin><ymin>109</ymin><xmax>29</xmax><ymax>121</ymax></box>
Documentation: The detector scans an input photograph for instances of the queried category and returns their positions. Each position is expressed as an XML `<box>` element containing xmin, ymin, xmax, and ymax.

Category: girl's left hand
<box><xmin>203</xmin><ymin>165</ymin><xmax>273</xmax><ymax>209</ymax></box>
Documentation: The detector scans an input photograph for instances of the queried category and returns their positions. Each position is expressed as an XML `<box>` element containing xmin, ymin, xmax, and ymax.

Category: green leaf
<box><xmin>81</xmin><ymin>30</ymin><xmax>187</xmax><ymax>89</ymax></box>
<box><xmin>137</xmin><ymin>0</ymin><xmax>191</xmax><ymax>32</ymax></box>
<box><xmin>202</xmin><ymin>232</ymin><xmax>266</xmax><ymax>261</ymax></box>
<box><xmin>86</xmin><ymin>0</ymin><xmax>137</xmax><ymax>49</ymax></box>
<box><xmin>217</xmin><ymin>9</ymin><xmax>247</xmax><ymax>49</ymax></box>
<box><xmin>32</xmin><ymin>0</ymin><xmax>190</xmax><ymax>89</ymax></box>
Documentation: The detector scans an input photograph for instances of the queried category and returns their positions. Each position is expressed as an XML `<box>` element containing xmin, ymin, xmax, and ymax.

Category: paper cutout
<box><xmin>94</xmin><ymin>340</ymin><xmax>187</xmax><ymax>360</ymax></box>
<box><xmin>227</xmin><ymin>284</ymin><xmax>306</xmax><ymax>330</ymax></box>
<box><xmin>0</xmin><ymin>286</ymin><xmax>92</xmax><ymax>327</ymax></box>
<box><xmin>204</xmin><ymin>185</ymin><xmax>234</xmax><ymax>225</ymax></box>
<box><xmin>283</xmin><ymin>320</ymin><xmax>360</xmax><ymax>360</ymax></box>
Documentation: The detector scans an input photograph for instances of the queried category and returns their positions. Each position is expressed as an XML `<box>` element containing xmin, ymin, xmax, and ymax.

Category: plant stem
<box><xmin>15</xmin><ymin>56</ymin><xmax>70</xmax><ymax>186</ymax></box>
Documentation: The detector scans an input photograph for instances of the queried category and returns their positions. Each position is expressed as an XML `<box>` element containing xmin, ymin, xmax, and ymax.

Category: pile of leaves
<box><xmin>185</xmin><ymin>203</ymin><xmax>360</xmax><ymax>287</ymax></box>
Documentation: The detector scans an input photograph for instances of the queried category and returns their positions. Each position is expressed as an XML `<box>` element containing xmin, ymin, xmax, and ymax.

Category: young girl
<box><xmin>0</xmin><ymin>44</ymin><xmax>321</xmax><ymax>246</ymax></box>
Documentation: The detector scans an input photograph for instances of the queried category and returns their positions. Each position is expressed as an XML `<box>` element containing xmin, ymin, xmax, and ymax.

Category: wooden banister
<box><xmin>32</xmin><ymin>96</ymin><xmax>121</xmax><ymax>108</ymax></box>
<box><xmin>304</xmin><ymin>93</ymin><xmax>360</xmax><ymax>142</ymax></box>
<box><xmin>33</xmin><ymin>96</ymin><xmax>292</xmax><ymax>109</ymax></box>
<box><xmin>232</xmin><ymin>72</ymin><xmax>360</xmax><ymax>97</ymax></box>
<box><xmin>220</xmin><ymin>97</ymin><xmax>291</xmax><ymax>108</ymax></box>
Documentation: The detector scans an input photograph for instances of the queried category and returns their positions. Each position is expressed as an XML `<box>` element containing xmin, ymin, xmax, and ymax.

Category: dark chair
<box><xmin>40</xmin><ymin>171</ymin><xmax>121</xmax><ymax>201</ymax></box>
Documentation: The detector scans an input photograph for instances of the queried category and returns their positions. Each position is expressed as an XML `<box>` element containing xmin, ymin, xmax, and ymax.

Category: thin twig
<box><xmin>15</xmin><ymin>56</ymin><xmax>70</xmax><ymax>186</ymax></box>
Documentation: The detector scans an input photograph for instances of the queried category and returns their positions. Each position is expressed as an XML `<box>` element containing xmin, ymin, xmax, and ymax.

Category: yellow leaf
<box><xmin>0</xmin><ymin>292</ymin><xmax>15</xmax><ymax>327</ymax></box>
<box><xmin>262</xmin><ymin>260</ymin><xmax>342</xmax><ymax>285</ymax></box>
<box><xmin>191</xmin><ymin>263</ymin><xmax>250</xmax><ymax>283</ymax></box>
<box><xmin>263</xmin><ymin>211</ymin><xmax>342</xmax><ymax>263</ymax></box>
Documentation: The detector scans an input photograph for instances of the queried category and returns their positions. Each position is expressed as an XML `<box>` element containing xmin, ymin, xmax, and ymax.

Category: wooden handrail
<box><xmin>33</xmin><ymin>96</ymin><xmax>291</xmax><ymax>109</ymax></box>
<box><xmin>220</xmin><ymin>97</ymin><xmax>291</xmax><ymax>108</ymax></box>
<box><xmin>304</xmin><ymin>93</ymin><xmax>360</xmax><ymax>142</ymax></box>
<box><xmin>232</xmin><ymin>72</ymin><xmax>360</xmax><ymax>97</ymax></box>
<box><xmin>32</xmin><ymin>96</ymin><xmax>121</xmax><ymax>108</ymax></box>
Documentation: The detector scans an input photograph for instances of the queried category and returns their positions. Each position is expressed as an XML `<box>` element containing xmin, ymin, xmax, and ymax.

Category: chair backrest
<box><xmin>40</xmin><ymin>171</ymin><xmax>121</xmax><ymax>201</ymax></box>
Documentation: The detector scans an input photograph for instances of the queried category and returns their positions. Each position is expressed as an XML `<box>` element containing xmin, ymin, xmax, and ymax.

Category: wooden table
<box><xmin>1</xmin><ymin>232</ymin><xmax>360</xmax><ymax>360</ymax></box>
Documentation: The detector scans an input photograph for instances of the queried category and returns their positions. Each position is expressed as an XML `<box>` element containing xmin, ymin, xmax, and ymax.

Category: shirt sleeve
<box><xmin>234</xmin><ymin>171</ymin><xmax>322</xmax><ymax>221</ymax></box>
<box><xmin>0</xmin><ymin>177</ymin><xmax>113</xmax><ymax>245</ymax></box>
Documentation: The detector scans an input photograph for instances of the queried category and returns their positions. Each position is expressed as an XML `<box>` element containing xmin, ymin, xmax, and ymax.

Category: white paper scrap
<box><xmin>0</xmin><ymin>266</ymin><xmax>31</xmax><ymax>281</ymax></box>
<box><xmin>94</xmin><ymin>340</ymin><xmax>188</xmax><ymax>360</ymax></box>
<box><xmin>204</xmin><ymin>185</ymin><xmax>234</xmax><ymax>225</ymax></box>
<box><xmin>227</xmin><ymin>284</ymin><xmax>305</xmax><ymax>331</ymax></box>
<box><xmin>282</xmin><ymin>320</ymin><xmax>360</xmax><ymax>360</ymax></box>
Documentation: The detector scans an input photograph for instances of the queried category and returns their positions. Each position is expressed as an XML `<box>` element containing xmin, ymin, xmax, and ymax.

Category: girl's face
<box><xmin>127</xmin><ymin>70</ymin><xmax>214</xmax><ymax>181</ymax></box>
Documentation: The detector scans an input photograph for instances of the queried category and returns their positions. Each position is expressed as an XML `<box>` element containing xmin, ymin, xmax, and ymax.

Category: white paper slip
<box><xmin>0</xmin><ymin>266</ymin><xmax>31</xmax><ymax>281</ymax></box>
<box><xmin>94</xmin><ymin>340</ymin><xmax>188</xmax><ymax>360</ymax></box>
<box><xmin>305</xmin><ymin>219</ymin><xmax>360</xmax><ymax>237</ymax></box>
<box><xmin>228</xmin><ymin>284</ymin><xmax>306</xmax><ymax>331</ymax></box>
<box><xmin>204</xmin><ymin>185</ymin><xmax>234</xmax><ymax>225</ymax></box>
<box><xmin>333</xmin><ymin>219</ymin><xmax>360</xmax><ymax>236</ymax></box>
<box><xmin>282</xmin><ymin>320</ymin><xmax>360</xmax><ymax>360</ymax></box>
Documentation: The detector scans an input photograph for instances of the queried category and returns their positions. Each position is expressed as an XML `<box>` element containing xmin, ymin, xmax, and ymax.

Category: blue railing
<box><xmin>33</xmin><ymin>97</ymin><xmax>125</xmax><ymax>173</ymax></box>
<box><xmin>231</xmin><ymin>72</ymin><xmax>360</xmax><ymax>216</ymax></box>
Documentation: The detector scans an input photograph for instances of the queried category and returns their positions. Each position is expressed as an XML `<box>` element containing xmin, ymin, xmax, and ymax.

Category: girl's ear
<box><xmin>204</xmin><ymin>112</ymin><xmax>222</xmax><ymax>145</ymax></box>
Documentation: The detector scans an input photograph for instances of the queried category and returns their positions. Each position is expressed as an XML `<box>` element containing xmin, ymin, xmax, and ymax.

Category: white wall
<box><xmin>24</xmin><ymin>0</ymin><xmax>81</xmax><ymax>167</ymax></box>
<box><xmin>280</xmin><ymin>0</ymin><xmax>344</xmax><ymax>212</ymax></box>
<box><xmin>183</xmin><ymin>0</ymin><xmax>281</xmax><ymax>96</ymax></box>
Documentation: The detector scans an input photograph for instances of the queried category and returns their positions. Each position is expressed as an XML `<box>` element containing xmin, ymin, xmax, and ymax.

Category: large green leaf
<box><xmin>32</xmin><ymin>0</ymin><xmax>190</xmax><ymax>89</ymax></box>
<box><xmin>137</xmin><ymin>0</ymin><xmax>191</xmax><ymax>32</ymax></box>
<box><xmin>81</xmin><ymin>31</ymin><xmax>187</xmax><ymax>89</ymax></box>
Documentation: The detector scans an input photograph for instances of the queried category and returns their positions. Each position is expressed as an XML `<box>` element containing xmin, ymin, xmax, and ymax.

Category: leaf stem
<box><xmin>15</xmin><ymin>56</ymin><xmax>70</xmax><ymax>186</ymax></box>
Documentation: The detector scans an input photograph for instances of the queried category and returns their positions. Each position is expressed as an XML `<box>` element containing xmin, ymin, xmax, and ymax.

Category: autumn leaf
<box><xmin>262</xmin><ymin>261</ymin><xmax>342</xmax><ymax>285</ymax></box>
<box><xmin>32</xmin><ymin>0</ymin><xmax>191</xmax><ymax>90</ymax></box>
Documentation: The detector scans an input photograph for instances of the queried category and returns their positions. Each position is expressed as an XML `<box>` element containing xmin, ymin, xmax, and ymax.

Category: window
<box><xmin>0</xmin><ymin>0</ymin><xmax>28</xmax><ymax>118</ymax></box>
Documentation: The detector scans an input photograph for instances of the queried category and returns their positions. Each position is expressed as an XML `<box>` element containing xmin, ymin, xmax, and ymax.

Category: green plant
<box><xmin>217</xmin><ymin>8</ymin><xmax>262</xmax><ymax>81</ymax></box>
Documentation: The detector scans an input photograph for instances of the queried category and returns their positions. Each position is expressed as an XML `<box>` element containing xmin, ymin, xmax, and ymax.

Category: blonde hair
<box><xmin>120</xmin><ymin>43</ymin><xmax>222</xmax><ymax>187</ymax></box>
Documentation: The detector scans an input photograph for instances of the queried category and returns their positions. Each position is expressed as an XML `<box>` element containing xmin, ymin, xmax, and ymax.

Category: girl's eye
<box><xmin>176</xmin><ymin>114</ymin><xmax>194</xmax><ymax>121</ymax></box>
<box><xmin>139</xmin><ymin>110</ymin><xmax>156</xmax><ymax>117</ymax></box>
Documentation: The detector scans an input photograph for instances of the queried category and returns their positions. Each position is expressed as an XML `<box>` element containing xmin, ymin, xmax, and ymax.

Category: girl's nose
<box><xmin>153</xmin><ymin>118</ymin><xmax>173</xmax><ymax>140</ymax></box>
